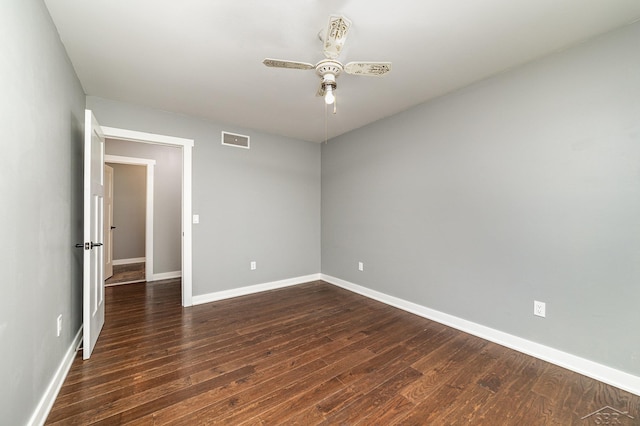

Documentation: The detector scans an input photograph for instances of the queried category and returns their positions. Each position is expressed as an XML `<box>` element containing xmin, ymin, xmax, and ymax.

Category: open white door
<box><xmin>83</xmin><ymin>110</ymin><xmax>105</xmax><ymax>359</ymax></box>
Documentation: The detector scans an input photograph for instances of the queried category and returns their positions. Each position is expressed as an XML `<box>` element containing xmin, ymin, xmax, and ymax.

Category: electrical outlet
<box><xmin>56</xmin><ymin>314</ymin><xmax>62</xmax><ymax>337</ymax></box>
<box><xmin>358</xmin><ymin>262</ymin><xmax>364</xmax><ymax>272</ymax></box>
<box><xmin>250</xmin><ymin>261</ymin><xmax>256</xmax><ymax>270</ymax></box>
<box><xmin>534</xmin><ymin>301</ymin><xmax>546</xmax><ymax>318</ymax></box>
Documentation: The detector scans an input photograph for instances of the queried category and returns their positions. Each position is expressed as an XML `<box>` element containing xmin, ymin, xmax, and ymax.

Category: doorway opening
<box><xmin>101</xmin><ymin>126</ymin><xmax>194</xmax><ymax>307</ymax></box>
<box><xmin>104</xmin><ymin>155</ymin><xmax>155</xmax><ymax>284</ymax></box>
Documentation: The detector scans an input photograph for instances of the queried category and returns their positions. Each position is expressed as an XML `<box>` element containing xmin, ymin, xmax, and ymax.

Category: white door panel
<box><xmin>83</xmin><ymin>109</ymin><xmax>105</xmax><ymax>359</ymax></box>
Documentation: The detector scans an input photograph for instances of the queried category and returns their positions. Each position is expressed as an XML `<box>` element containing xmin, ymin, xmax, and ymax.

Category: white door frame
<box><xmin>104</xmin><ymin>155</ymin><xmax>156</xmax><ymax>283</ymax></box>
<box><xmin>101</xmin><ymin>126</ymin><xmax>194</xmax><ymax>307</ymax></box>
<box><xmin>104</xmin><ymin>164</ymin><xmax>114</xmax><ymax>280</ymax></box>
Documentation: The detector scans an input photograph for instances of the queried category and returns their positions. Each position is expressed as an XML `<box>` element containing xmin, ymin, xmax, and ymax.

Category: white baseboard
<box><xmin>28</xmin><ymin>326</ymin><xmax>83</xmax><ymax>426</ymax></box>
<box><xmin>150</xmin><ymin>271</ymin><xmax>181</xmax><ymax>281</ymax></box>
<box><xmin>321</xmin><ymin>274</ymin><xmax>640</xmax><ymax>397</ymax></box>
<box><xmin>192</xmin><ymin>273</ymin><xmax>322</xmax><ymax>305</ymax></box>
<box><xmin>112</xmin><ymin>257</ymin><xmax>145</xmax><ymax>266</ymax></box>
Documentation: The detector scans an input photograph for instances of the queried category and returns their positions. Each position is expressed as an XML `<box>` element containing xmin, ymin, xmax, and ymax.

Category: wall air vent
<box><xmin>222</xmin><ymin>131</ymin><xmax>250</xmax><ymax>149</ymax></box>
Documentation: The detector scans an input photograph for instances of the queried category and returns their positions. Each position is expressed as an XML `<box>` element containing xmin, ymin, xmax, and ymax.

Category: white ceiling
<box><xmin>44</xmin><ymin>0</ymin><xmax>640</xmax><ymax>143</ymax></box>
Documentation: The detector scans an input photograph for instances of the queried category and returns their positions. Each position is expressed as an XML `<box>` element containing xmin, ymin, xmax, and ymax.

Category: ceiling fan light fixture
<box><xmin>262</xmin><ymin>15</ymin><xmax>391</xmax><ymax>107</ymax></box>
<box><xmin>324</xmin><ymin>85</ymin><xmax>335</xmax><ymax>105</ymax></box>
<box><xmin>321</xmin><ymin>72</ymin><xmax>337</xmax><ymax>105</ymax></box>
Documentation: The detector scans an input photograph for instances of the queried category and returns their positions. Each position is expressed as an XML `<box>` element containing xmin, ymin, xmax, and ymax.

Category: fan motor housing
<box><xmin>316</xmin><ymin>60</ymin><xmax>343</xmax><ymax>77</ymax></box>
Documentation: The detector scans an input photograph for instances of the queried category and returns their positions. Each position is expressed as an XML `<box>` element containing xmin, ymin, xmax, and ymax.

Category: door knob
<box><xmin>110</xmin><ymin>226</ymin><xmax>117</xmax><ymax>230</ymax></box>
<box><xmin>90</xmin><ymin>242</ymin><xmax>103</xmax><ymax>249</ymax></box>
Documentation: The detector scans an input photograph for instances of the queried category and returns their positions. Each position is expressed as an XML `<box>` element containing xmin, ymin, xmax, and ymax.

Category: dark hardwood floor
<box><xmin>46</xmin><ymin>280</ymin><xmax>640</xmax><ymax>425</ymax></box>
<box><xmin>105</xmin><ymin>262</ymin><xmax>146</xmax><ymax>286</ymax></box>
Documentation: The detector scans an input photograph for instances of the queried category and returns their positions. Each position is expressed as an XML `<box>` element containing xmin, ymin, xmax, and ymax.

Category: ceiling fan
<box><xmin>263</xmin><ymin>15</ymin><xmax>392</xmax><ymax>108</ymax></box>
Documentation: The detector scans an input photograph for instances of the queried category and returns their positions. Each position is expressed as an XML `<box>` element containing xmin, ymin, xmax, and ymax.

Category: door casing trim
<box><xmin>102</xmin><ymin>126</ymin><xmax>194</xmax><ymax>307</ymax></box>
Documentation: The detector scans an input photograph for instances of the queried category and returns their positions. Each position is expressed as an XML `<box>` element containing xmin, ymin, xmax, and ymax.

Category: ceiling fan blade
<box><xmin>323</xmin><ymin>15</ymin><xmax>352</xmax><ymax>59</ymax></box>
<box><xmin>262</xmin><ymin>58</ymin><xmax>314</xmax><ymax>70</ymax></box>
<box><xmin>344</xmin><ymin>62</ymin><xmax>392</xmax><ymax>76</ymax></box>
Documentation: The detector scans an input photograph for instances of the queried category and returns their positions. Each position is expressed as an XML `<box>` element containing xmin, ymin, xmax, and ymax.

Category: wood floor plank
<box><xmin>391</xmin><ymin>341</ymin><xmax>503</xmax><ymax>424</ymax></box>
<box><xmin>45</xmin><ymin>280</ymin><xmax>640</xmax><ymax>425</ymax></box>
<box><xmin>168</xmin><ymin>359</ymin><xmax>329</xmax><ymax>425</ymax></box>
<box><xmin>252</xmin><ymin>378</ymin><xmax>346</xmax><ymax>425</ymax></box>
<box><xmin>472</xmin><ymin>356</ymin><xmax>548</xmax><ymax>423</ymax></box>
<box><xmin>531</xmin><ymin>362</ymin><xmax>568</xmax><ymax>401</ymax></box>
<box><xmin>401</xmin><ymin>334</ymin><xmax>489</xmax><ymax>404</ymax></box>
<box><xmin>325</xmin><ymin>367</ymin><xmax>423</xmax><ymax>424</ymax></box>
<box><xmin>145</xmin><ymin>345</ymin><xmax>369</xmax><ymax>424</ymax></box>
<box><xmin>218</xmin><ymin>348</ymin><xmax>379</xmax><ymax>425</ymax></box>
<box><xmin>356</xmin><ymin>394</ymin><xmax>415</xmax><ymax>425</ymax></box>
<box><xmin>435</xmin><ymin>344</ymin><xmax>512</xmax><ymax>423</ymax></box>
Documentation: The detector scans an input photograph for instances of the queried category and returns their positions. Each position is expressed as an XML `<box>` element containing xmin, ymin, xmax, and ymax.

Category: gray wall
<box><xmin>87</xmin><ymin>96</ymin><xmax>321</xmax><ymax>294</ymax></box>
<box><xmin>322</xmin><ymin>22</ymin><xmax>640</xmax><ymax>376</ymax></box>
<box><xmin>107</xmin><ymin>162</ymin><xmax>146</xmax><ymax>261</ymax></box>
<box><xmin>106</xmin><ymin>139</ymin><xmax>182</xmax><ymax>273</ymax></box>
<box><xmin>0</xmin><ymin>1</ymin><xmax>85</xmax><ymax>424</ymax></box>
